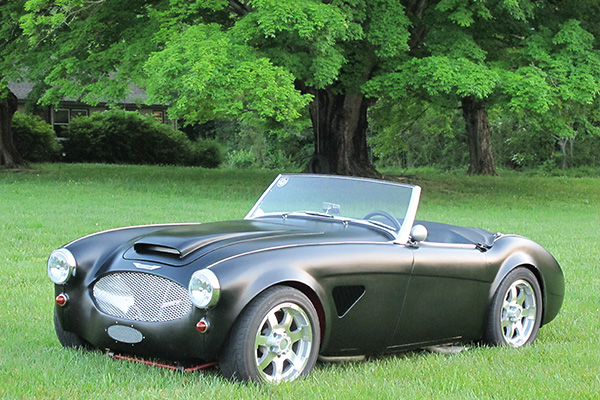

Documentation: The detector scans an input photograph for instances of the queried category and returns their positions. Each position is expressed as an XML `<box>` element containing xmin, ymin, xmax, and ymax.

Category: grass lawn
<box><xmin>0</xmin><ymin>164</ymin><xmax>598</xmax><ymax>399</ymax></box>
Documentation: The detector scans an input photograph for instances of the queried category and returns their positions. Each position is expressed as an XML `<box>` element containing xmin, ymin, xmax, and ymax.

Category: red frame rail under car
<box><xmin>108</xmin><ymin>352</ymin><xmax>217</xmax><ymax>372</ymax></box>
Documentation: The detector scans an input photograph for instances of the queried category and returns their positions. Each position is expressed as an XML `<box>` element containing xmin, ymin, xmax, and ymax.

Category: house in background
<box><xmin>9</xmin><ymin>81</ymin><xmax>176</xmax><ymax>136</ymax></box>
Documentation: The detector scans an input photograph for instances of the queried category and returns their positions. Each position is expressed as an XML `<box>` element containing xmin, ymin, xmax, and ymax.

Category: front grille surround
<box><xmin>92</xmin><ymin>272</ymin><xmax>192</xmax><ymax>322</ymax></box>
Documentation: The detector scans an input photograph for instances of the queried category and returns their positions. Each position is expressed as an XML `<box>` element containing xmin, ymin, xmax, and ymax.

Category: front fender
<box><xmin>487</xmin><ymin>235</ymin><xmax>564</xmax><ymax>325</ymax></box>
<box><xmin>199</xmin><ymin>245</ymin><xmax>333</xmax><ymax>359</ymax></box>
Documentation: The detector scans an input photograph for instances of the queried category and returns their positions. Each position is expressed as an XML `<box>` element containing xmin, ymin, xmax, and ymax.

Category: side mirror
<box><xmin>410</xmin><ymin>224</ymin><xmax>428</xmax><ymax>243</ymax></box>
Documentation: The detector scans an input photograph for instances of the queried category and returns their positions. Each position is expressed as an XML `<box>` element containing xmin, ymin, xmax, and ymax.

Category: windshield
<box><xmin>245</xmin><ymin>174</ymin><xmax>421</xmax><ymax>243</ymax></box>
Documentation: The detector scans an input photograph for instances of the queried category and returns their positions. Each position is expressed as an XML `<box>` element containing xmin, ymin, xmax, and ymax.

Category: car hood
<box><xmin>121</xmin><ymin>218</ymin><xmax>393</xmax><ymax>267</ymax></box>
<box><xmin>120</xmin><ymin>220</ymin><xmax>310</xmax><ymax>266</ymax></box>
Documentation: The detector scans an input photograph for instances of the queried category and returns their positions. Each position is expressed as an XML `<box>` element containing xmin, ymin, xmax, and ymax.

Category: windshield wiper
<box><xmin>302</xmin><ymin>211</ymin><xmax>334</xmax><ymax>218</ymax></box>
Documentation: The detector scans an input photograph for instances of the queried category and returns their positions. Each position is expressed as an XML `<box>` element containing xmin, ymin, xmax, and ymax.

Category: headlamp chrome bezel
<box><xmin>188</xmin><ymin>269</ymin><xmax>221</xmax><ymax>309</ymax></box>
<box><xmin>47</xmin><ymin>248</ymin><xmax>77</xmax><ymax>285</ymax></box>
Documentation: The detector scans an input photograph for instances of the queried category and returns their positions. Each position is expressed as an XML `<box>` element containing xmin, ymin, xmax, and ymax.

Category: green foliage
<box><xmin>222</xmin><ymin>122</ymin><xmax>310</xmax><ymax>171</ymax></box>
<box><xmin>19</xmin><ymin>0</ymin><xmax>161</xmax><ymax>106</ymax></box>
<box><xmin>371</xmin><ymin>96</ymin><xmax>600</xmax><ymax>172</ymax></box>
<box><xmin>11</xmin><ymin>113</ymin><xmax>60</xmax><ymax>162</ymax></box>
<box><xmin>180</xmin><ymin>118</ymin><xmax>310</xmax><ymax>171</ymax></box>
<box><xmin>0</xmin><ymin>1</ymin><xmax>28</xmax><ymax>81</ymax></box>
<box><xmin>18</xmin><ymin>0</ymin><xmax>413</xmax><ymax>152</ymax></box>
<box><xmin>63</xmin><ymin>110</ymin><xmax>221</xmax><ymax>168</ymax></box>
<box><xmin>12</xmin><ymin>0</ymin><xmax>600</xmax><ymax>175</ymax></box>
<box><xmin>188</xmin><ymin>139</ymin><xmax>223</xmax><ymax>169</ymax></box>
<box><xmin>369</xmin><ymin>98</ymin><xmax>468</xmax><ymax>170</ymax></box>
<box><xmin>144</xmin><ymin>23</ymin><xmax>312</xmax><ymax>124</ymax></box>
<box><xmin>490</xmin><ymin>107</ymin><xmax>600</xmax><ymax>172</ymax></box>
<box><xmin>227</xmin><ymin>148</ymin><xmax>257</xmax><ymax>169</ymax></box>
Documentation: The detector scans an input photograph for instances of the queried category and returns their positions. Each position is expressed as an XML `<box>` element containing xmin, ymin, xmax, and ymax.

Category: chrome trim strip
<box><xmin>205</xmin><ymin>240</ymin><xmax>396</xmax><ymax>270</ymax></box>
<box><xmin>395</xmin><ymin>185</ymin><xmax>421</xmax><ymax>245</ymax></box>
<box><xmin>386</xmin><ymin>336</ymin><xmax>463</xmax><ymax>350</ymax></box>
<box><xmin>245</xmin><ymin>174</ymin><xmax>282</xmax><ymax>219</ymax></box>
<box><xmin>417</xmin><ymin>242</ymin><xmax>478</xmax><ymax>250</ymax></box>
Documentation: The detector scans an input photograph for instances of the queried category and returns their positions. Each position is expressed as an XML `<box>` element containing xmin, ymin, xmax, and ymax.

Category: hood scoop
<box><xmin>133</xmin><ymin>231</ymin><xmax>283</xmax><ymax>259</ymax></box>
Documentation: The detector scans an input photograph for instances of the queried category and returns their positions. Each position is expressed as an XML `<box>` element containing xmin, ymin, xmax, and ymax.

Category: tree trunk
<box><xmin>557</xmin><ymin>137</ymin><xmax>568</xmax><ymax>170</ymax></box>
<box><xmin>0</xmin><ymin>88</ymin><xmax>24</xmax><ymax>168</ymax></box>
<box><xmin>461</xmin><ymin>96</ymin><xmax>496</xmax><ymax>175</ymax></box>
<box><xmin>307</xmin><ymin>88</ymin><xmax>379</xmax><ymax>178</ymax></box>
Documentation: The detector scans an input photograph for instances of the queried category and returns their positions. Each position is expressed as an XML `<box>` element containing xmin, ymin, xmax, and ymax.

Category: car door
<box><xmin>315</xmin><ymin>242</ymin><xmax>415</xmax><ymax>356</ymax></box>
<box><xmin>389</xmin><ymin>243</ymin><xmax>490</xmax><ymax>349</ymax></box>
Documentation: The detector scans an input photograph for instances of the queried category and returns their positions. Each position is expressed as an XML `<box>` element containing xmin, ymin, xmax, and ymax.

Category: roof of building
<box><xmin>9</xmin><ymin>81</ymin><xmax>149</xmax><ymax>105</ymax></box>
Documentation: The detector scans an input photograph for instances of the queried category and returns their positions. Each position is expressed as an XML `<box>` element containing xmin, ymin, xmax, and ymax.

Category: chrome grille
<box><xmin>93</xmin><ymin>272</ymin><xmax>192</xmax><ymax>322</ymax></box>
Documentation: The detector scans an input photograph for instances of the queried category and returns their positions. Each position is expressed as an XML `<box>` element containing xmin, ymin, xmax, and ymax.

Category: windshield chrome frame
<box><xmin>245</xmin><ymin>174</ymin><xmax>421</xmax><ymax>245</ymax></box>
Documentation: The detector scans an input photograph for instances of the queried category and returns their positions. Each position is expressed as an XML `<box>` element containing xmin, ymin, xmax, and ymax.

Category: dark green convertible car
<box><xmin>48</xmin><ymin>174</ymin><xmax>564</xmax><ymax>382</ymax></box>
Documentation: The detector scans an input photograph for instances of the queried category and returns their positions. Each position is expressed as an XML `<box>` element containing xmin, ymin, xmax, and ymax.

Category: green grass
<box><xmin>1</xmin><ymin>164</ymin><xmax>598</xmax><ymax>399</ymax></box>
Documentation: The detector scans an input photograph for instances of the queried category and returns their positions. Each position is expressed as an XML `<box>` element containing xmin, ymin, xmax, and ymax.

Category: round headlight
<box><xmin>47</xmin><ymin>248</ymin><xmax>76</xmax><ymax>284</ymax></box>
<box><xmin>188</xmin><ymin>269</ymin><xmax>220</xmax><ymax>309</ymax></box>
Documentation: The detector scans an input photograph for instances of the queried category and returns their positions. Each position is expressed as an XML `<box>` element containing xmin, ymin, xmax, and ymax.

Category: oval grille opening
<box><xmin>107</xmin><ymin>325</ymin><xmax>144</xmax><ymax>344</ymax></box>
<box><xmin>93</xmin><ymin>272</ymin><xmax>192</xmax><ymax>322</ymax></box>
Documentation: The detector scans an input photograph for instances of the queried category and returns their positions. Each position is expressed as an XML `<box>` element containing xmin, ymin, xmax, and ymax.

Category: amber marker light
<box><xmin>56</xmin><ymin>293</ymin><xmax>68</xmax><ymax>306</ymax></box>
<box><xmin>196</xmin><ymin>318</ymin><xmax>210</xmax><ymax>333</ymax></box>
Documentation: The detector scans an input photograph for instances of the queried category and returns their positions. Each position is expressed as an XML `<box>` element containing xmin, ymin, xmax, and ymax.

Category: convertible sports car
<box><xmin>48</xmin><ymin>174</ymin><xmax>564</xmax><ymax>383</ymax></box>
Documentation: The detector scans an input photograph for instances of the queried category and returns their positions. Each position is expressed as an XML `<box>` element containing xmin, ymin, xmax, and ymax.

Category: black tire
<box><xmin>219</xmin><ymin>286</ymin><xmax>320</xmax><ymax>383</ymax></box>
<box><xmin>483</xmin><ymin>268</ymin><xmax>543</xmax><ymax>347</ymax></box>
<box><xmin>54</xmin><ymin>309</ymin><xmax>92</xmax><ymax>350</ymax></box>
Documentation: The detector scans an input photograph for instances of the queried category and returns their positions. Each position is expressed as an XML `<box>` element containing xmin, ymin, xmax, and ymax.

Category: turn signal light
<box><xmin>56</xmin><ymin>293</ymin><xmax>68</xmax><ymax>306</ymax></box>
<box><xmin>196</xmin><ymin>318</ymin><xmax>210</xmax><ymax>333</ymax></box>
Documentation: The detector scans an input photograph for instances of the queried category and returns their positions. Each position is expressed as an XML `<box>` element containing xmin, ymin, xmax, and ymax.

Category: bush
<box><xmin>227</xmin><ymin>148</ymin><xmax>257</xmax><ymax>169</ymax></box>
<box><xmin>187</xmin><ymin>139</ymin><xmax>223</xmax><ymax>168</ymax></box>
<box><xmin>11</xmin><ymin>113</ymin><xmax>60</xmax><ymax>162</ymax></box>
<box><xmin>63</xmin><ymin>110</ymin><xmax>221</xmax><ymax>167</ymax></box>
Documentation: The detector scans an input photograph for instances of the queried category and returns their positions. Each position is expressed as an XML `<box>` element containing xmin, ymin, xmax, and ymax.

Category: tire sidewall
<box><xmin>220</xmin><ymin>286</ymin><xmax>321</xmax><ymax>383</ymax></box>
<box><xmin>485</xmin><ymin>268</ymin><xmax>543</xmax><ymax>347</ymax></box>
<box><xmin>54</xmin><ymin>308</ymin><xmax>92</xmax><ymax>349</ymax></box>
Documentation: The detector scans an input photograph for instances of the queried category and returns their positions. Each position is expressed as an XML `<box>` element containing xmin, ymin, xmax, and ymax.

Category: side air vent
<box><xmin>332</xmin><ymin>285</ymin><xmax>365</xmax><ymax>318</ymax></box>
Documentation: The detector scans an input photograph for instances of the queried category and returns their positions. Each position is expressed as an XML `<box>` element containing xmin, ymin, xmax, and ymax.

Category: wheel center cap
<box><xmin>269</xmin><ymin>332</ymin><xmax>292</xmax><ymax>355</ymax></box>
<box><xmin>279</xmin><ymin>337</ymin><xmax>290</xmax><ymax>351</ymax></box>
<box><xmin>507</xmin><ymin>304</ymin><xmax>523</xmax><ymax>320</ymax></box>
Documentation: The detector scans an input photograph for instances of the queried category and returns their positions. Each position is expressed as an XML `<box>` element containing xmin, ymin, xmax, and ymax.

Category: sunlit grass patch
<box><xmin>0</xmin><ymin>164</ymin><xmax>597</xmax><ymax>399</ymax></box>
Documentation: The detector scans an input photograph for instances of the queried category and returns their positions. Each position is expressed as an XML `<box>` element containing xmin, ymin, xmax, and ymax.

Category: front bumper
<box><xmin>54</xmin><ymin>279</ymin><xmax>217</xmax><ymax>362</ymax></box>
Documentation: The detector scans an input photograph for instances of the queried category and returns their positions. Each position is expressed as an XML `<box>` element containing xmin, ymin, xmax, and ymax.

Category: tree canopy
<box><xmin>1</xmin><ymin>0</ymin><xmax>598</xmax><ymax>174</ymax></box>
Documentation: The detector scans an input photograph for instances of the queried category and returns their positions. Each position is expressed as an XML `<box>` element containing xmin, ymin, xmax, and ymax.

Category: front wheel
<box><xmin>54</xmin><ymin>309</ymin><xmax>93</xmax><ymax>349</ymax></box>
<box><xmin>483</xmin><ymin>268</ymin><xmax>543</xmax><ymax>347</ymax></box>
<box><xmin>219</xmin><ymin>286</ymin><xmax>320</xmax><ymax>383</ymax></box>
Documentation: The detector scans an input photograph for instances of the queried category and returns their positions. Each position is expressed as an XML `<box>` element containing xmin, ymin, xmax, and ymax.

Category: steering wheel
<box><xmin>363</xmin><ymin>210</ymin><xmax>401</xmax><ymax>231</ymax></box>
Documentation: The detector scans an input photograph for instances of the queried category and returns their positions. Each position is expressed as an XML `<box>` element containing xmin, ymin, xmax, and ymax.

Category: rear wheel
<box><xmin>54</xmin><ymin>309</ymin><xmax>92</xmax><ymax>349</ymax></box>
<box><xmin>219</xmin><ymin>286</ymin><xmax>320</xmax><ymax>383</ymax></box>
<box><xmin>484</xmin><ymin>268</ymin><xmax>542</xmax><ymax>347</ymax></box>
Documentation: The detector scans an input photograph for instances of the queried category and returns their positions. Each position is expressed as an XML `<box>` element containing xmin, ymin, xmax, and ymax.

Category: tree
<box><xmin>368</xmin><ymin>0</ymin><xmax>600</xmax><ymax>174</ymax></box>
<box><xmin>505</xmin><ymin>18</ymin><xmax>600</xmax><ymax>170</ymax></box>
<box><xmin>21</xmin><ymin>0</ymin><xmax>412</xmax><ymax>177</ymax></box>
<box><xmin>138</xmin><ymin>1</ymin><xmax>415</xmax><ymax>177</ymax></box>
<box><xmin>0</xmin><ymin>0</ymin><xmax>26</xmax><ymax>167</ymax></box>
<box><xmin>19</xmin><ymin>0</ymin><xmax>600</xmax><ymax>176</ymax></box>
